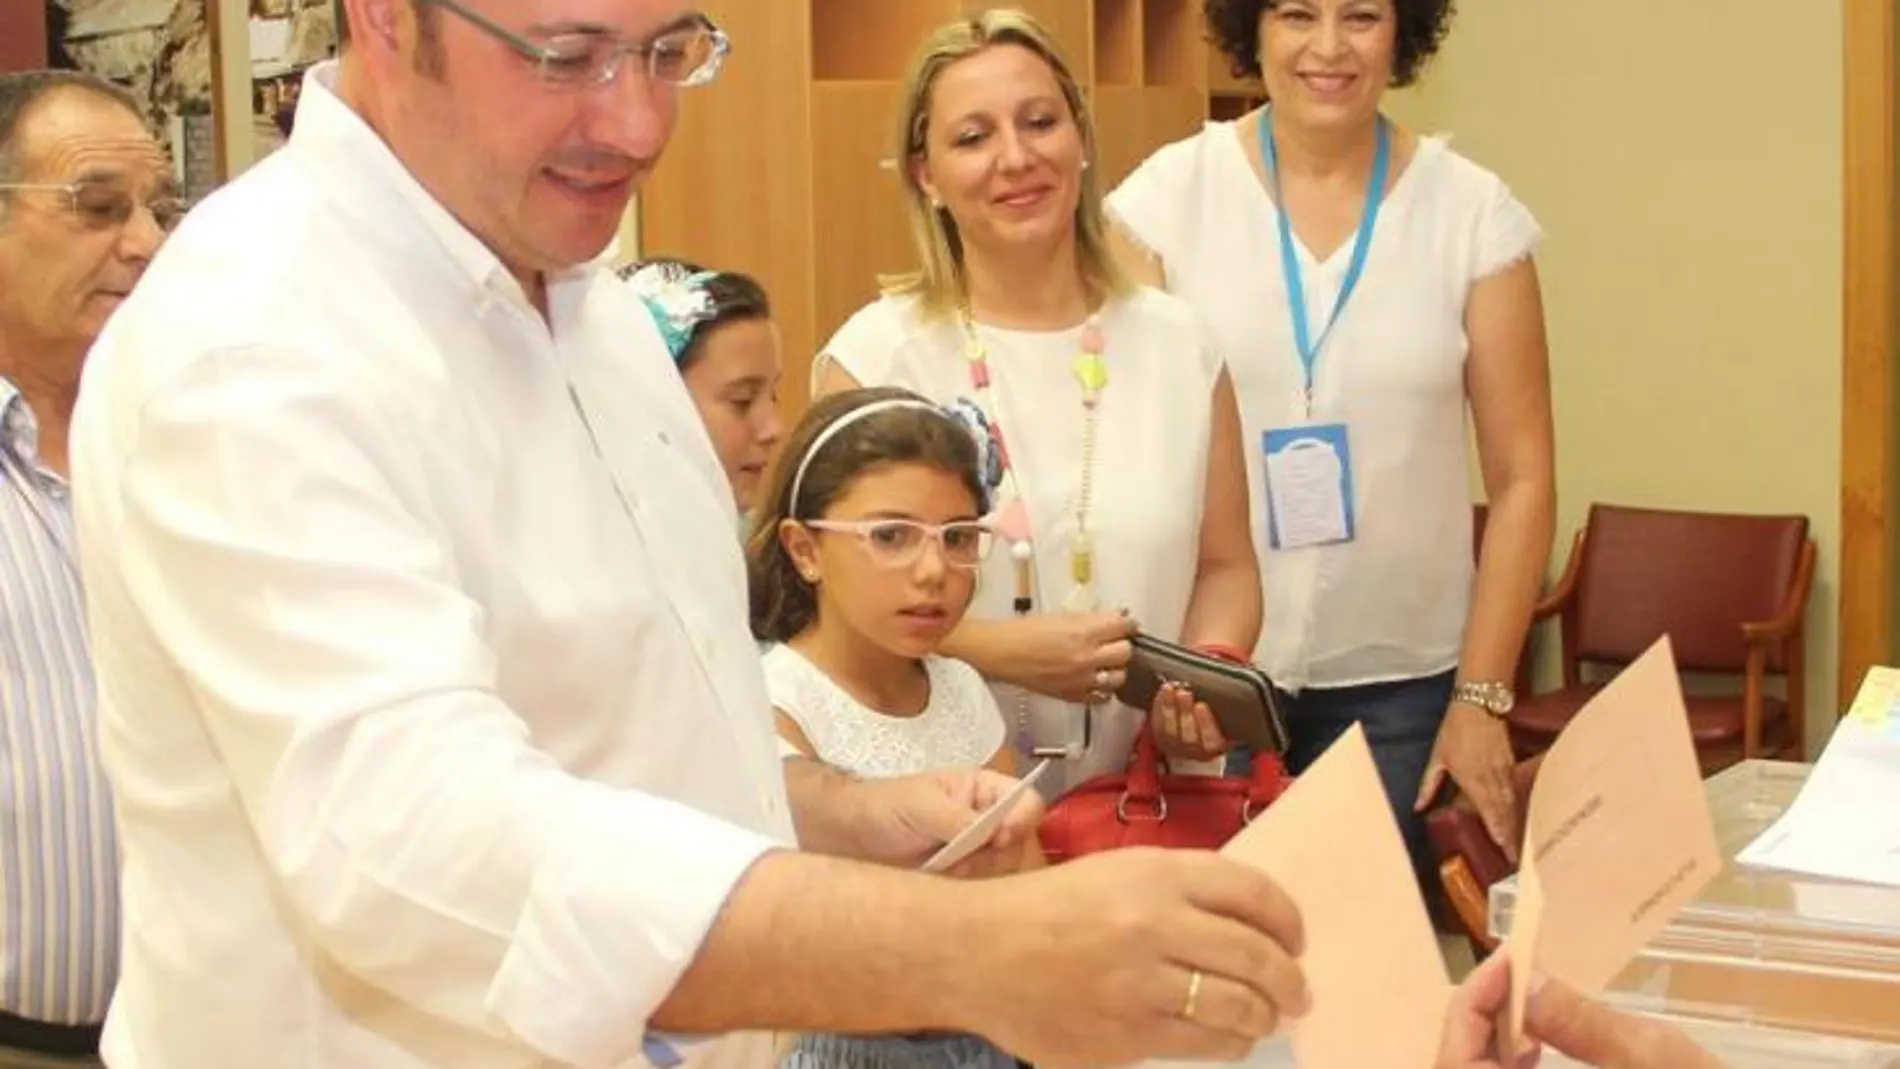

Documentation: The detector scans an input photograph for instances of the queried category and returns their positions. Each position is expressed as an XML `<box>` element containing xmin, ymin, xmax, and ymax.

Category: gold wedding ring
<box><xmin>1182</xmin><ymin>969</ymin><xmax>1204</xmax><ymax>1022</ymax></box>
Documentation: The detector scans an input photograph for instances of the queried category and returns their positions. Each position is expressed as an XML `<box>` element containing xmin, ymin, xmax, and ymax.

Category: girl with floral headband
<box><xmin>617</xmin><ymin>258</ymin><xmax>785</xmax><ymax>512</ymax></box>
<box><xmin>748</xmin><ymin>387</ymin><xmax>1034</xmax><ymax>1069</ymax></box>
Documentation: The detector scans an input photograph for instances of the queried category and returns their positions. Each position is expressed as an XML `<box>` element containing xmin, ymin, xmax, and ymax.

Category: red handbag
<box><xmin>1039</xmin><ymin>724</ymin><xmax>1295</xmax><ymax>863</ymax></box>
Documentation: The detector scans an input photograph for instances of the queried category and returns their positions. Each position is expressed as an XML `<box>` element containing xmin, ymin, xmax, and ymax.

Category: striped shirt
<box><xmin>0</xmin><ymin>382</ymin><xmax>117</xmax><ymax>1025</ymax></box>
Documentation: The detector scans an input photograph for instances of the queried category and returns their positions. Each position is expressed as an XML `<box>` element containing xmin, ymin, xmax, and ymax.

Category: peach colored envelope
<box><xmin>1221</xmin><ymin>723</ymin><xmax>1451</xmax><ymax>1068</ymax></box>
<box><xmin>1504</xmin><ymin>636</ymin><xmax>1720</xmax><ymax>1056</ymax></box>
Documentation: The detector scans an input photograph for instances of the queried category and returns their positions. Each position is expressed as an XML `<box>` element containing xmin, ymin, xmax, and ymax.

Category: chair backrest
<box><xmin>1570</xmin><ymin>504</ymin><xmax>1809</xmax><ymax>674</ymax></box>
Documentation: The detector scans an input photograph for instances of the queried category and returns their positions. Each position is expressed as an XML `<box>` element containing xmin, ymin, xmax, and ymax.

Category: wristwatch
<box><xmin>1451</xmin><ymin>680</ymin><xmax>1516</xmax><ymax>717</ymax></box>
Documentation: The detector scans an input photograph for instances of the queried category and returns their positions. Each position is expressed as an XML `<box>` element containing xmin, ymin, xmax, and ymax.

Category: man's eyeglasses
<box><xmin>804</xmin><ymin>519</ymin><xmax>995</xmax><ymax>571</ymax></box>
<box><xmin>419</xmin><ymin>0</ymin><xmax>730</xmax><ymax>90</ymax></box>
<box><xmin>0</xmin><ymin>180</ymin><xmax>188</xmax><ymax>233</ymax></box>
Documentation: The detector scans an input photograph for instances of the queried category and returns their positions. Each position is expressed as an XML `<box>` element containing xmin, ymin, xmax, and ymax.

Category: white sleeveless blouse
<box><xmin>818</xmin><ymin>287</ymin><xmax>1227</xmax><ymax>795</ymax></box>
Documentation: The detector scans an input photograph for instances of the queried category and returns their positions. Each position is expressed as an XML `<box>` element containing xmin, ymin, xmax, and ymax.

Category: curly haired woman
<box><xmin>1107</xmin><ymin>0</ymin><xmax>1556</xmax><ymax>890</ymax></box>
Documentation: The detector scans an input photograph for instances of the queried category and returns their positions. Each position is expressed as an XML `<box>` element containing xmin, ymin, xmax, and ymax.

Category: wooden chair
<box><xmin>1427</xmin><ymin>756</ymin><xmax>1545</xmax><ymax>956</ymax></box>
<box><xmin>1504</xmin><ymin>504</ymin><xmax>1814</xmax><ymax>776</ymax></box>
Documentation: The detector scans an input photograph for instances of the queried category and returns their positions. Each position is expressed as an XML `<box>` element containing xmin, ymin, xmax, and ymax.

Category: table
<box><xmin>1490</xmin><ymin>760</ymin><xmax>1900</xmax><ymax>1067</ymax></box>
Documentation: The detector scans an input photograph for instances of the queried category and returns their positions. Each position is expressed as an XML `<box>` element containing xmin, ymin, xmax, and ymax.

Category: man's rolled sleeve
<box><xmin>491</xmin><ymin>790</ymin><xmax>778</xmax><ymax>1067</ymax></box>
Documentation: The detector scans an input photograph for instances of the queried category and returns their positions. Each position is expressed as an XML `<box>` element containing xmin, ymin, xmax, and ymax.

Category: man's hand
<box><xmin>845</xmin><ymin>767</ymin><xmax>1044</xmax><ymax>871</ymax></box>
<box><xmin>1436</xmin><ymin>952</ymin><xmax>1540</xmax><ymax>1069</ymax></box>
<box><xmin>1437</xmin><ymin>952</ymin><xmax>1724</xmax><ymax>1069</ymax></box>
<box><xmin>1524</xmin><ymin>971</ymin><xmax>1724</xmax><ymax>1068</ymax></box>
<box><xmin>957</xmin><ymin>849</ymin><xmax>1310</xmax><ymax>1067</ymax></box>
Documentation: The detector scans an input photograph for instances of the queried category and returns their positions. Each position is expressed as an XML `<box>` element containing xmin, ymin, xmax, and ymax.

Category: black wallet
<box><xmin>1118</xmin><ymin>633</ymin><xmax>1291</xmax><ymax>754</ymax></box>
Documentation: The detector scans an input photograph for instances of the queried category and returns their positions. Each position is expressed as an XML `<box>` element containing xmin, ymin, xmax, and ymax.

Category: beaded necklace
<box><xmin>957</xmin><ymin>307</ymin><xmax>1108</xmax><ymax>757</ymax></box>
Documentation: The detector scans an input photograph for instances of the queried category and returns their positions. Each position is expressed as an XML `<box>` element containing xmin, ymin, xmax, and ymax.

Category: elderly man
<box><xmin>0</xmin><ymin>70</ymin><xmax>175</xmax><ymax>1067</ymax></box>
<box><xmin>66</xmin><ymin>3</ymin><xmax>1313</xmax><ymax>1068</ymax></box>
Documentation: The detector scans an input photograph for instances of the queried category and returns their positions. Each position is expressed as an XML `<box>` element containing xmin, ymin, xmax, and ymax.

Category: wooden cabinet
<box><xmin>638</xmin><ymin>0</ymin><xmax>1265</xmax><ymax>419</ymax></box>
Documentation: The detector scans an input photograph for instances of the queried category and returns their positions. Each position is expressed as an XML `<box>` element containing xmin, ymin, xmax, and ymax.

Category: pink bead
<box><xmin>970</xmin><ymin>361</ymin><xmax>991</xmax><ymax>389</ymax></box>
<box><xmin>1080</xmin><ymin>320</ymin><xmax>1105</xmax><ymax>353</ymax></box>
<box><xmin>991</xmin><ymin>498</ymin><xmax>1033</xmax><ymax>543</ymax></box>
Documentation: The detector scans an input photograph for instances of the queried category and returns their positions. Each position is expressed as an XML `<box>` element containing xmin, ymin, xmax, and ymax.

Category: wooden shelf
<box><xmin>1210</xmin><ymin>91</ymin><xmax>1266</xmax><ymax>122</ymax></box>
<box><xmin>810</xmin><ymin>82</ymin><xmax>914</xmax><ymax>351</ymax></box>
<box><xmin>814</xmin><ymin>0</ymin><xmax>958</xmax><ymax>81</ymax></box>
<box><xmin>641</xmin><ymin>0</ymin><xmax>819</xmax><ymax>416</ymax></box>
<box><xmin>988</xmin><ymin>0</ymin><xmax>1093</xmax><ymax>82</ymax></box>
<box><xmin>1093</xmin><ymin>0</ymin><xmax>1140</xmax><ymax>86</ymax></box>
<box><xmin>1142</xmin><ymin>0</ymin><xmax>1201</xmax><ymax>89</ymax></box>
<box><xmin>1145</xmin><ymin>84</ymin><xmax>1206</xmax><ymax>147</ymax></box>
<box><xmin>1092</xmin><ymin>85</ymin><xmax>1149</xmax><ymax>188</ymax></box>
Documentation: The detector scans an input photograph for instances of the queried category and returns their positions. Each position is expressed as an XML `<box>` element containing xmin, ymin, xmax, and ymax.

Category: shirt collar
<box><xmin>285</xmin><ymin>62</ymin><xmax>610</xmax><ymax>307</ymax></box>
<box><xmin>0</xmin><ymin>379</ymin><xmax>37</xmax><ymax>461</ymax></box>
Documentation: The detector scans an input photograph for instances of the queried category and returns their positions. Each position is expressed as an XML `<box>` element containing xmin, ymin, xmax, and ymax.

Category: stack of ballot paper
<box><xmin>1218</xmin><ymin>637</ymin><xmax>1719</xmax><ymax>1066</ymax></box>
<box><xmin>1736</xmin><ymin>666</ymin><xmax>1900</xmax><ymax>887</ymax></box>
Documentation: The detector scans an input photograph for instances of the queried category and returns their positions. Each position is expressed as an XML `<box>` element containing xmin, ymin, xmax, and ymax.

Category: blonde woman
<box><xmin>811</xmin><ymin>9</ymin><xmax>1261</xmax><ymax>800</ymax></box>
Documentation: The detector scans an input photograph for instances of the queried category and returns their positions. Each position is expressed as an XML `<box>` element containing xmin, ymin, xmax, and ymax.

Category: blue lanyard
<box><xmin>1259</xmin><ymin>108</ymin><xmax>1391</xmax><ymax>405</ymax></box>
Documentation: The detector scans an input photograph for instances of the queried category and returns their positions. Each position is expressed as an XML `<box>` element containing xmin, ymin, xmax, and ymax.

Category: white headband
<box><xmin>788</xmin><ymin>398</ymin><xmax>940</xmax><ymax>517</ymax></box>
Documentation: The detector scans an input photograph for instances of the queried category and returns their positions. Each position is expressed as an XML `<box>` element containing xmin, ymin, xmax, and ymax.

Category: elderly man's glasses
<box><xmin>418</xmin><ymin>0</ymin><xmax>730</xmax><ymax>89</ymax></box>
<box><xmin>0</xmin><ymin>180</ymin><xmax>187</xmax><ymax>233</ymax></box>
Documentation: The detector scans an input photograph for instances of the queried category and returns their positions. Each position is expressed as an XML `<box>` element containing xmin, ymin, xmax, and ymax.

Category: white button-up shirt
<box><xmin>70</xmin><ymin>63</ymin><xmax>795</xmax><ymax>1069</ymax></box>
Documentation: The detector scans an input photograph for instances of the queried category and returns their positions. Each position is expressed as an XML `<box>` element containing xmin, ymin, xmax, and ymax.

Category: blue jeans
<box><xmin>1227</xmin><ymin>670</ymin><xmax>1453</xmax><ymax>889</ymax></box>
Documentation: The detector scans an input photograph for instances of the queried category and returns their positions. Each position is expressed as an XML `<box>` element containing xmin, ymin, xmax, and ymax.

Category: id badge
<box><xmin>1262</xmin><ymin>425</ymin><xmax>1356</xmax><ymax>550</ymax></box>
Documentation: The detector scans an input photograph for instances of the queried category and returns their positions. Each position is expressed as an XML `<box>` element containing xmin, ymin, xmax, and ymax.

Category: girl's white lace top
<box><xmin>764</xmin><ymin>644</ymin><xmax>1006</xmax><ymax>778</ymax></box>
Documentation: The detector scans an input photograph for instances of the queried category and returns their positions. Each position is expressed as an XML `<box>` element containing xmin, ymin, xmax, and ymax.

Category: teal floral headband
<box><xmin>621</xmin><ymin>261</ymin><xmax>721</xmax><ymax>363</ymax></box>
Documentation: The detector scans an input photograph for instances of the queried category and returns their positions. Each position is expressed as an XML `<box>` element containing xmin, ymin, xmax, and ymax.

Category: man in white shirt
<box><xmin>66</xmin><ymin>1</ymin><xmax>1312</xmax><ymax>1067</ymax></box>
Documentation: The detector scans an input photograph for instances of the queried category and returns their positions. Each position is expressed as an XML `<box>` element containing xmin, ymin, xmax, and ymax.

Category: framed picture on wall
<box><xmin>41</xmin><ymin>0</ymin><xmax>337</xmax><ymax>203</ymax></box>
<box><xmin>247</xmin><ymin>0</ymin><xmax>336</xmax><ymax>159</ymax></box>
<box><xmin>43</xmin><ymin>0</ymin><xmax>228</xmax><ymax>202</ymax></box>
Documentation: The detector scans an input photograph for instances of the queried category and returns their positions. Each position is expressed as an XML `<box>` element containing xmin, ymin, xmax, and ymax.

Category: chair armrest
<box><xmin>1532</xmin><ymin>529</ymin><xmax>1585</xmax><ymax>625</ymax></box>
<box><xmin>1741</xmin><ymin>538</ymin><xmax>1816</xmax><ymax>643</ymax></box>
<box><xmin>1426</xmin><ymin>804</ymin><xmax>1515</xmax><ymax>891</ymax></box>
<box><xmin>1438</xmin><ymin>856</ymin><xmax>1500</xmax><ymax>954</ymax></box>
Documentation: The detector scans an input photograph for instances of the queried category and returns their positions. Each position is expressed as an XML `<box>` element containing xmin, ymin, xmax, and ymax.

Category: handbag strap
<box><xmin>1126</xmin><ymin>722</ymin><xmax>1165</xmax><ymax>800</ymax></box>
<box><xmin>1124</xmin><ymin>722</ymin><xmax>1293</xmax><ymax>811</ymax></box>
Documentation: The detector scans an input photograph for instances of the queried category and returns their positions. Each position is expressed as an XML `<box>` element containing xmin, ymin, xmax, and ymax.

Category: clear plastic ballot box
<box><xmin>1489</xmin><ymin>760</ymin><xmax>1900</xmax><ymax>1068</ymax></box>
